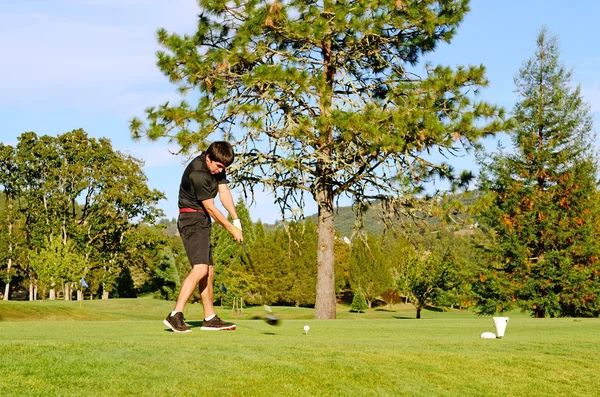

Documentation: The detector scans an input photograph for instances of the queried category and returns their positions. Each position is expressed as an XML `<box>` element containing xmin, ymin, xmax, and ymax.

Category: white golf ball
<box><xmin>304</xmin><ymin>325</ymin><xmax>310</xmax><ymax>331</ymax></box>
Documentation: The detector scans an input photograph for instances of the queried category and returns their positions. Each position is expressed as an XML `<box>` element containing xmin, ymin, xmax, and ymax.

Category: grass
<box><xmin>1</xmin><ymin>297</ymin><xmax>599</xmax><ymax>396</ymax></box>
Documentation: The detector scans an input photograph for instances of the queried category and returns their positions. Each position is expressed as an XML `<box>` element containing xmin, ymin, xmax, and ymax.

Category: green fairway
<box><xmin>1</xmin><ymin>299</ymin><xmax>599</xmax><ymax>396</ymax></box>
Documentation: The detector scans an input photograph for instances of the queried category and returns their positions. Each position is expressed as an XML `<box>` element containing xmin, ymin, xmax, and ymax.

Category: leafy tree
<box><xmin>28</xmin><ymin>237</ymin><xmax>85</xmax><ymax>300</ymax></box>
<box><xmin>475</xmin><ymin>28</ymin><xmax>600</xmax><ymax>318</ymax></box>
<box><xmin>381</xmin><ymin>289</ymin><xmax>402</xmax><ymax>311</ymax></box>
<box><xmin>131</xmin><ymin>0</ymin><xmax>508</xmax><ymax>318</ymax></box>
<box><xmin>0</xmin><ymin>144</ymin><xmax>25</xmax><ymax>300</ymax></box>
<box><xmin>350</xmin><ymin>291</ymin><xmax>368</xmax><ymax>313</ymax></box>
<box><xmin>397</xmin><ymin>251</ymin><xmax>455</xmax><ymax>319</ymax></box>
<box><xmin>413</xmin><ymin>227</ymin><xmax>483</xmax><ymax>309</ymax></box>
<box><xmin>9</xmin><ymin>130</ymin><xmax>164</xmax><ymax>299</ymax></box>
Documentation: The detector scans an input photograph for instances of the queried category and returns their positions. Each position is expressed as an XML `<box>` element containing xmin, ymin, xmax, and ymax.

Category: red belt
<box><xmin>179</xmin><ymin>208</ymin><xmax>205</xmax><ymax>213</ymax></box>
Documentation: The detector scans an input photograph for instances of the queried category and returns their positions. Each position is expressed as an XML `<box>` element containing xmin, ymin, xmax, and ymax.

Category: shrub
<box><xmin>350</xmin><ymin>291</ymin><xmax>368</xmax><ymax>313</ymax></box>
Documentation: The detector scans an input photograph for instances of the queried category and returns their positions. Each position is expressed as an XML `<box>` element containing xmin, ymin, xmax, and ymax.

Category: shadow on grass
<box><xmin>392</xmin><ymin>316</ymin><xmax>415</xmax><ymax>320</ymax></box>
<box><xmin>176</xmin><ymin>320</ymin><xmax>277</xmax><ymax>335</ymax></box>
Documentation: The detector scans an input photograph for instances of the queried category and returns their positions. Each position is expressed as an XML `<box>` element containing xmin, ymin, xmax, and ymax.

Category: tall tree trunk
<box><xmin>3</xmin><ymin>270</ymin><xmax>9</xmax><ymax>301</ymax></box>
<box><xmin>314</xmin><ymin>20</ymin><xmax>336</xmax><ymax>319</ymax></box>
<box><xmin>416</xmin><ymin>306</ymin><xmax>422</xmax><ymax>319</ymax></box>
<box><xmin>64</xmin><ymin>283</ymin><xmax>71</xmax><ymax>301</ymax></box>
<box><xmin>315</xmin><ymin>185</ymin><xmax>336</xmax><ymax>319</ymax></box>
<box><xmin>3</xmin><ymin>199</ymin><xmax>13</xmax><ymax>301</ymax></box>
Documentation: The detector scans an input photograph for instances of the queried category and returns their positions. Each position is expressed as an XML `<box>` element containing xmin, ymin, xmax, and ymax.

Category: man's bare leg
<box><xmin>198</xmin><ymin>265</ymin><xmax>215</xmax><ymax>319</ymax></box>
<box><xmin>173</xmin><ymin>264</ymin><xmax>208</xmax><ymax>313</ymax></box>
<box><xmin>198</xmin><ymin>265</ymin><xmax>236</xmax><ymax>330</ymax></box>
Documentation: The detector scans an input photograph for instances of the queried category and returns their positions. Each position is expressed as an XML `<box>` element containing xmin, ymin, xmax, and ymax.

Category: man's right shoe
<box><xmin>200</xmin><ymin>315</ymin><xmax>236</xmax><ymax>331</ymax></box>
<box><xmin>164</xmin><ymin>312</ymin><xmax>192</xmax><ymax>333</ymax></box>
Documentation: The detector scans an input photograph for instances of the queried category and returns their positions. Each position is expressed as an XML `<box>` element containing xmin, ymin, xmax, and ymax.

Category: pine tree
<box><xmin>475</xmin><ymin>28</ymin><xmax>600</xmax><ymax>317</ymax></box>
<box><xmin>350</xmin><ymin>290</ymin><xmax>368</xmax><ymax>313</ymax></box>
<box><xmin>212</xmin><ymin>198</ymin><xmax>254</xmax><ymax>304</ymax></box>
<box><xmin>131</xmin><ymin>0</ymin><xmax>509</xmax><ymax>318</ymax></box>
<box><xmin>153</xmin><ymin>247</ymin><xmax>180</xmax><ymax>301</ymax></box>
<box><xmin>286</xmin><ymin>219</ymin><xmax>318</xmax><ymax>306</ymax></box>
<box><xmin>348</xmin><ymin>233</ymin><xmax>393</xmax><ymax>308</ymax></box>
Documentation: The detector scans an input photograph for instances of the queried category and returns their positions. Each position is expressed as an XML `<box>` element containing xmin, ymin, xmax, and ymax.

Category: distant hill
<box><xmin>268</xmin><ymin>191</ymin><xmax>481</xmax><ymax>238</ymax></box>
<box><xmin>156</xmin><ymin>191</ymin><xmax>480</xmax><ymax>238</ymax></box>
<box><xmin>156</xmin><ymin>217</ymin><xmax>178</xmax><ymax>236</ymax></box>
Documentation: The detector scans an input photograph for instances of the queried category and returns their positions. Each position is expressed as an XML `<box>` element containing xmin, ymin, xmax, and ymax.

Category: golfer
<box><xmin>164</xmin><ymin>141</ymin><xmax>243</xmax><ymax>333</ymax></box>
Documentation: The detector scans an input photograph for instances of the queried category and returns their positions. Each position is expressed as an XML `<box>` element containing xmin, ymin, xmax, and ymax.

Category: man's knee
<box><xmin>190</xmin><ymin>264</ymin><xmax>209</xmax><ymax>279</ymax></box>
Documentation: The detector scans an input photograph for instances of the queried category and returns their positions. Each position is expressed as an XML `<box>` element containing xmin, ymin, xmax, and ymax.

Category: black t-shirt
<box><xmin>178</xmin><ymin>153</ymin><xmax>228</xmax><ymax>210</ymax></box>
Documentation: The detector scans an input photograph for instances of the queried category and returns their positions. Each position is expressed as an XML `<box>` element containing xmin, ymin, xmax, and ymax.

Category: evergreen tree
<box><xmin>350</xmin><ymin>290</ymin><xmax>368</xmax><ymax>313</ymax></box>
<box><xmin>348</xmin><ymin>233</ymin><xmax>393</xmax><ymax>308</ymax></box>
<box><xmin>153</xmin><ymin>247</ymin><xmax>180</xmax><ymax>301</ymax></box>
<box><xmin>212</xmin><ymin>198</ymin><xmax>255</xmax><ymax>304</ymax></box>
<box><xmin>285</xmin><ymin>219</ymin><xmax>318</xmax><ymax>306</ymax></box>
<box><xmin>475</xmin><ymin>28</ymin><xmax>600</xmax><ymax>317</ymax></box>
<box><xmin>131</xmin><ymin>0</ymin><xmax>509</xmax><ymax>318</ymax></box>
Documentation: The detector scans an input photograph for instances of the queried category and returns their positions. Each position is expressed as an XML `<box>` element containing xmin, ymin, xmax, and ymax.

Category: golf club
<box><xmin>241</xmin><ymin>240</ymin><xmax>253</xmax><ymax>267</ymax></box>
<box><xmin>264</xmin><ymin>305</ymin><xmax>280</xmax><ymax>326</ymax></box>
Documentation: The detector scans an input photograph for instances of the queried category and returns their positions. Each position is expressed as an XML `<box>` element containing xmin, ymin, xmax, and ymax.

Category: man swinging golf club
<box><xmin>164</xmin><ymin>141</ymin><xmax>243</xmax><ymax>333</ymax></box>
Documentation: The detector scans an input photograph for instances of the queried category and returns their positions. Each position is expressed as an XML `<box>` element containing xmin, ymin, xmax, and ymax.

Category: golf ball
<box><xmin>304</xmin><ymin>325</ymin><xmax>310</xmax><ymax>331</ymax></box>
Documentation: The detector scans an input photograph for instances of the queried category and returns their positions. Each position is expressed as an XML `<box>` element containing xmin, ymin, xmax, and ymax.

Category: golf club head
<box><xmin>264</xmin><ymin>315</ymin><xmax>280</xmax><ymax>326</ymax></box>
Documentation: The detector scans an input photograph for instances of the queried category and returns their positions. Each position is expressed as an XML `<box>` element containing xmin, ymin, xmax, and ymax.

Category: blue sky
<box><xmin>2</xmin><ymin>0</ymin><xmax>599</xmax><ymax>224</ymax></box>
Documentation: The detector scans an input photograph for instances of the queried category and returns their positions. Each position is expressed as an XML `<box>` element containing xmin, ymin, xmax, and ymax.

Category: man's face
<box><xmin>206</xmin><ymin>155</ymin><xmax>226</xmax><ymax>175</ymax></box>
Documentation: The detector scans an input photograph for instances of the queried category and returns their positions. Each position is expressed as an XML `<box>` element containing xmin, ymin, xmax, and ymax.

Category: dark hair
<box><xmin>206</xmin><ymin>141</ymin><xmax>235</xmax><ymax>167</ymax></box>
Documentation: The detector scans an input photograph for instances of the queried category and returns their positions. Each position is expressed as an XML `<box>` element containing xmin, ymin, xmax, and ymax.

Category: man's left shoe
<box><xmin>200</xmin><ymin>315</ymin><xmax>236</xmax><ymax>331</ymax></box>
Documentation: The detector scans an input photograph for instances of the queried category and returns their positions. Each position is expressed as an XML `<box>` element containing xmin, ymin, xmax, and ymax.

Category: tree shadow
<box><xmin>392</xmin><ymin>316</ymin><xmax>415</xmax><ymax>320</ymax></box>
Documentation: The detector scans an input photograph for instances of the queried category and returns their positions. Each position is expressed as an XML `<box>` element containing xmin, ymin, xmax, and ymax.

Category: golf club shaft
<box><xmin>241</xmin><ymin>240</ymin><xmax>253</xmax><ymax>266</ymax></box>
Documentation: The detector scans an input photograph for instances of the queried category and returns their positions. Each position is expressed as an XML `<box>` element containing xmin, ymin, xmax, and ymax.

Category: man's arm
<box><xmin>202</xmin><ymin>196</ymin><xmax>243</xmax><ymax>243</ymax></box>
<box><xmin>218</xmin><ymin>183</ymin><xmax>238</xmax><ymax>220</ymax></box>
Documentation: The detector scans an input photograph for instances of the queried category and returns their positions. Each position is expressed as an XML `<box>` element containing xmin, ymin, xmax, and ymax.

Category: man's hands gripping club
<box><xmin>231</xmin><ymin>219</ymin><xmax>243</xmax><ymax>243</ymax></box>
<box><xmin>233</xmin><ymin>219</ymin><xmax>242</xmax><ymax>231</ymax></box>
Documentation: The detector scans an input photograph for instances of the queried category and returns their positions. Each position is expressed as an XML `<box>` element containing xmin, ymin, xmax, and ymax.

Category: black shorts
<box><xmin>177</xmin><ymin>212</ymin><xmax>213</xmax><ymax>266</ymax></box>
